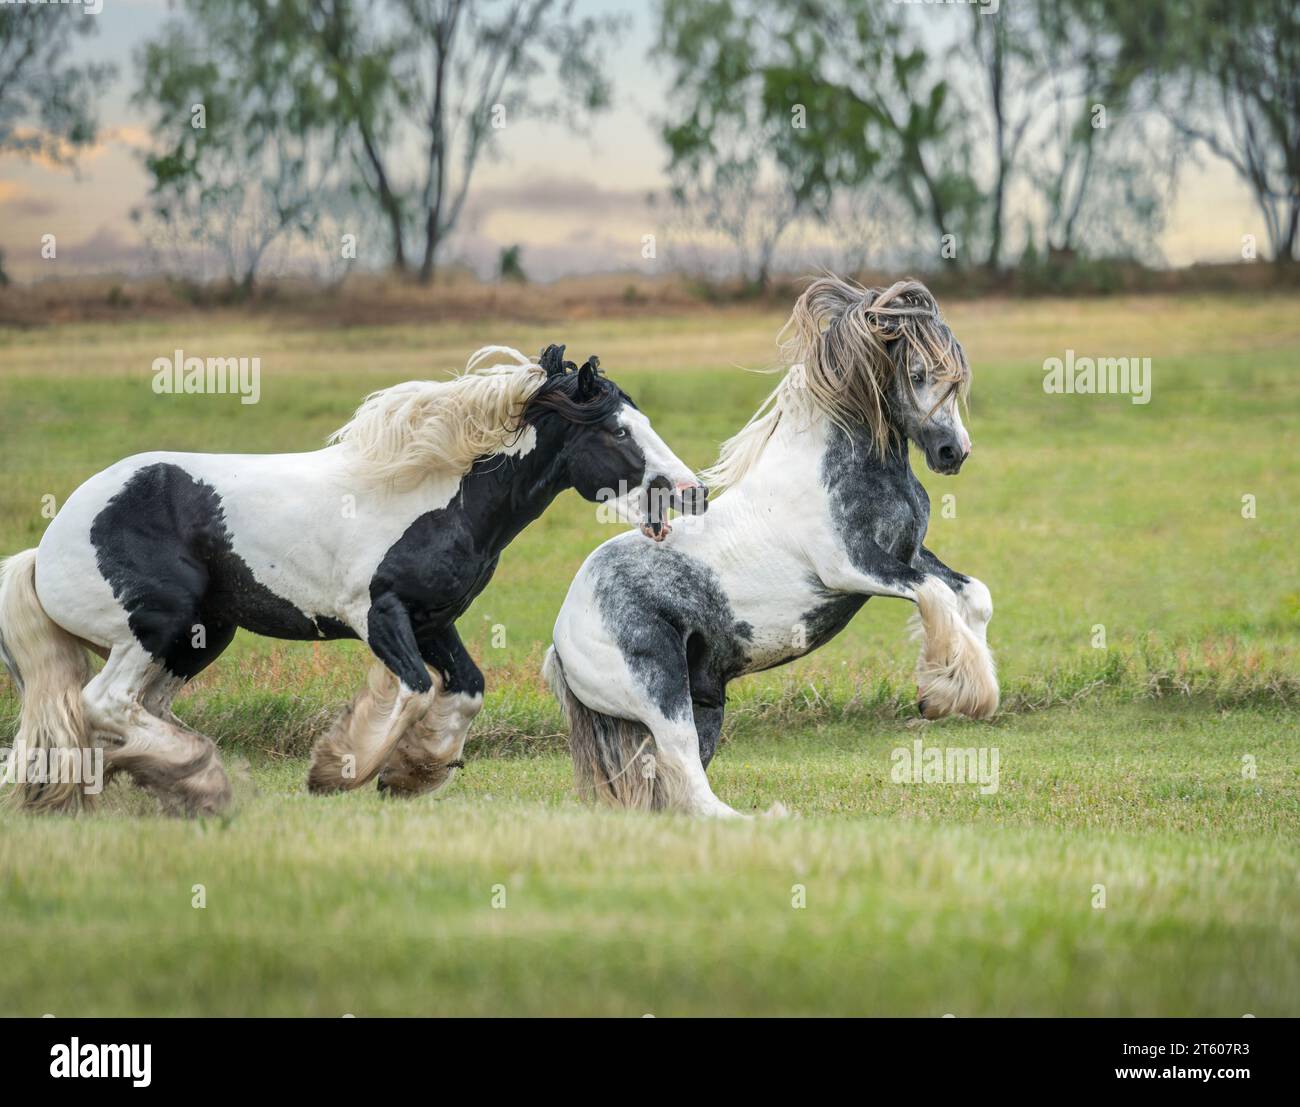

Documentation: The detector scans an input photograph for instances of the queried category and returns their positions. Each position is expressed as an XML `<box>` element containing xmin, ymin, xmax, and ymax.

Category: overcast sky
<box><xmin>0</xmin><ymin>0</ymin><xmax>1266</xmax><ymax>282</ymax></box>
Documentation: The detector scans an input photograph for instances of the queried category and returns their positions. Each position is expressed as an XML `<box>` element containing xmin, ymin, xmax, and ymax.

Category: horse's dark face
<box><xmin>564</xmin><ymin>392</ymin><xmax>708</xmax><ymax>540</ymax></box>
<box><xmin>890</xmin><ymin>348</ymin><xmax>972</xmax><ymax>475</ymax></box>
<box><xmin>526</xmin><ymin>347</ymin><xmax>708</xmax><ymax>541</ymax></box>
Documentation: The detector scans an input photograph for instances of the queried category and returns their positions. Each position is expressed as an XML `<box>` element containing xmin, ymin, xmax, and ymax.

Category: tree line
<box><xmin>1</xmin><ymin>0</ymin><xmax>1296</xmax><ymax>290</ymax></box>
<box><xmin>658</xmin><ymin>0</ymin><xmax>1298</xmax><ymax>287</ymax></box>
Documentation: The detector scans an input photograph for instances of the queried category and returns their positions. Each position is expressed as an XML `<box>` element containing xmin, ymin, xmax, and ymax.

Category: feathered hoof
<box><xmin>913</xmin><ymin>578</ymin><xmax>999</xmax><ymax>720</ymax></box>
<box><xmin>375</xmin><ymin>758</ymin><xmax>462</xmax><ymax>798</ymax></box>
<box><xmin>916</xmin><ymin>657</ymin><xmax>999</xmax><ymax>720</ymax></box>
<box><xmin>306</xmin><ymin>756</ymin><xmax>354</xmax><ymax>795</ymax></box>
<box><xmin>147</xmin><ymin>754</ymin><xmax>232</xmax><ymax>817</ymax></box>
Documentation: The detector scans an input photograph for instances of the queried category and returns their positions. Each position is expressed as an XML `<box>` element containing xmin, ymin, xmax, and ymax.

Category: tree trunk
<box><xmin>418</xmin><ymin>215</ymin><xmax>439</xmax><ymax>285</ymax></box>
<box><xmin>1274</xmin><ymin>196</ymin><xmax>1300</xmax><ymax>264</ymax></box>
<box><xmin>914</xmin><ymin>157</ymin><xmax>952</xmax><ymax>262</ymax></box>
<box><xmin>417</xmin><ymin>13</ymin><xmax>453</xmax><ymax>287</ymax></box>
<box><xmin>355</xmin><ymin>123</ymin><xmax>405</xmax><ymax>272</ymax></box>
<box><xmin>987</xmin><ymin>164</ymin><xmax>1006</xmax><ymax>271</ymax></box>
<box><xmin>378</xmin><ymin>187</ymin><xmax>406</xmax><ymax>274</ymax></box>
<box><xmin>983</xmin><ymin>23</ymin><xmax>1006</xmax><ymax>272</ymax></box>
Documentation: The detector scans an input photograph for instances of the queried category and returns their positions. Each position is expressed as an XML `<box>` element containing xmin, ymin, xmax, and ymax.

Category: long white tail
<box><xmin>0</xmin><ymin>549</ymin><xmax>93</xmax><ymax>812</ymax></box>
<box><xmin>912</xmin><ymin>577</ymin><xmax>999</xmax><ymax>720</ymax></box>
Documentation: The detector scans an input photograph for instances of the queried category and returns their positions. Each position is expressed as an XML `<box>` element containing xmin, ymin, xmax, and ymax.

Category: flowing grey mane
<box><xmin>703</xmin><ymin>277</ymin><xmax>971</xmax><ymax>489</ymax></box>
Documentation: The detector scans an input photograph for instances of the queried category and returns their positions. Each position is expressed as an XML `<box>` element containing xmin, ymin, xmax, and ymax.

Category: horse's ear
<box><xmin>576</xmin><ymin>355</ymin><xmax>601</xmax><ymax>400</ymax></box>
<box><xmin>539</xmin><ymin>344</ymin><xmax>567</xmax><ymax>376</ymax></box>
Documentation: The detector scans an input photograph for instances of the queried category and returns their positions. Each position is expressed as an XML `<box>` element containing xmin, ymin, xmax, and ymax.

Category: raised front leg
<box><xmin>307</xmin><ymin>592</ymin><xmax>430</xmax><ymax>794</ymax></box>
<box><xmin>377</xmin><ymin>625</ymin><xmax>485</xmax><ymax>797</ymax></box>
<box><xmin>913</xmin><ymin>545</ymin><xmax>993</xmax><ymax>645</ymax></box>
<box><xmin>816</xmin><ymin>539</ymin><xmax>998</xmax><ymax>720</ymax></box>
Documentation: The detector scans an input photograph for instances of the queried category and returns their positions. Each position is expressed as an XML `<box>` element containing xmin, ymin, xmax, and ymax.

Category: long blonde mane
<box><xmin>702</xmin><ymin>276</ymin><xmax>970</xmax><ymax>490</ymax></box>
<box><xmin>329</xmin><ymin>346</ymin><xmax>548</xmax><ymax>489</ymax></box>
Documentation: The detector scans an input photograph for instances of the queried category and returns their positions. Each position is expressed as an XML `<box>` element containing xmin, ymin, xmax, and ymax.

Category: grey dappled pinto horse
<box><xmin>546</xmin><ymin>278</ymin><xmax>997</xmax><ymax>817</ymax></box>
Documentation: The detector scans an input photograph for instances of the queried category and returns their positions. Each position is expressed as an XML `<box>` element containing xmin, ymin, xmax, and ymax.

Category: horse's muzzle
<box><xmin>923</xmin><ymin>436</ymin><xmax>969</xmax><ymax>476</ymax></box>
<box><xmin>671</xmin><ymin>482</ymin><xmax>709</xmax><ymax>515</ymax></box>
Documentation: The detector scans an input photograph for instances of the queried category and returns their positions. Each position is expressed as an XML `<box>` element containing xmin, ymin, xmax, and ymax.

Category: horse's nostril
<box><xmin>938</xmin><ymin>445</ymin><xmax>958</xmax><ymax>465</ymax></box>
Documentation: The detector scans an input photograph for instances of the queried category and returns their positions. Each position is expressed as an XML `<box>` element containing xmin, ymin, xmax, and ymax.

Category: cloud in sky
<box><xmin>0</xmin><ymin>181</ymin><xmax>58</xmax><ymax>219</ymax></box>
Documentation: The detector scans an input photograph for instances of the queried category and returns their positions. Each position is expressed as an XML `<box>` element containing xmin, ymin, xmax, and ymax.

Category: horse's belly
<box><xmin>208</xmin><ymin>555</ymin><xmax>358</xmax><ymax>641</ymax></box>
<box><xmin>733</xmin><ymin>592</ymin><xmax>866</xmax><ymax>676</ymax></box>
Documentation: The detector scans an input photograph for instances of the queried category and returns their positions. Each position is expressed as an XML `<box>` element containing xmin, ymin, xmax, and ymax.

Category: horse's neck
<box><xmin>725</xmin><ymin>411</ymin><xmax>917</xmax><ymax>542</ymax></box>
<box><xmin>453</xmin><ymin>421</ymin><xmax>570</xmax><ymax>556</ymax></box>
<box><xmin>729</xmin><ymin>410</ymin><xmax>908</xmax><ymax>490</ymax></box>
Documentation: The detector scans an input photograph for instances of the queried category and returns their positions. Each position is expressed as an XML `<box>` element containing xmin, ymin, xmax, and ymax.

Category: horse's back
<box><xmin>35</xmin><ymin>449</ymin><xmax>360</xmax><ymax>657</ymax></box>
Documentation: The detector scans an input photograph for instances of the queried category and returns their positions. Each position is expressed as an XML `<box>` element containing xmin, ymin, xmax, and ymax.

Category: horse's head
<box><xmin>523</xmin><ymin>345</ymin><xmax>708</xmax><ymax>540</ymax></box>
<box><xmin>888</xmin><ymin>315</ymin><xmax>972</xmax><ymax>476</ymax></box>
<box><xmin>786</xmin><ymin>277</ymin><xmax>973</xmax><ymax>476</ymax></box>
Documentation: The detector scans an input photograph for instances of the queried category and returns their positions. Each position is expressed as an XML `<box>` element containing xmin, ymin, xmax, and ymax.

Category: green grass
<box><xmin>1</xmin><ymin>293</ymin><xmax>1298</xmax><ymax>1014</ymax></box>
<box><xmin>3</xmin><ymin>293</ymin><xmax>1296</xmax><ymax>739</ymax></box>
<box><xmin>2</xmin><ymin>701</ymin><xmax>1296</xmax><ymax>1016</ymax></box>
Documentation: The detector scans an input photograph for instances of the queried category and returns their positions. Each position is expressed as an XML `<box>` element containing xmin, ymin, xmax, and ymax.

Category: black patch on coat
<box><xmin>90</xmin><ymin>463</ymin><xmax>359</xmax><ymax>679</ymax></box>
<box><xmin>588</xmin><ymin>539</ymin><xmax>752</xmax><ymax>725</ymax></box>
<box><xmin>820</xmin><ymin>423</ymin><xmax>930</xmax><ymax>577</ymax></box>
<box><xmin>363</xmin><ymin>354</ymin><xmax>661</xmax><ymax>693</ymax></box>
<box><xmin>734</xmin><ymin>428</ymin><xmax>931</xmax><ymax>677</ymax></box>
<box><xmin>913</xmin><ymin>544</ymin><xmax>972</xmax><ymax>592</ymax></box>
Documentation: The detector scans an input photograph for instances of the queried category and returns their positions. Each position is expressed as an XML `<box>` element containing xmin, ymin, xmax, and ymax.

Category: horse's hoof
<box><xmin>306</xmin><ymin>773</ymin><xmax>338</xmax><ymax>795</ymax></box>
<box><xmin>375</xmin><ymin>775</ymin><xmax>419</xmax><ymax>799</ymax></box>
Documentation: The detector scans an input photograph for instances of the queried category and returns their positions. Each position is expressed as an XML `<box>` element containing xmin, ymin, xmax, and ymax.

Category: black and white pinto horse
<box><xmin>0</xmin><ymin>345</ymin><xmax>707</xmax><ymax>814</ymax></box>
<box><xmin>545</xmin><ymin>278</ymin><xmax>998</xmax><ymax>818</ymax></box>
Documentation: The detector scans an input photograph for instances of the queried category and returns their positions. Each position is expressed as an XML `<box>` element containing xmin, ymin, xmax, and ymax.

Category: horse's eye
<box><xmin>910</xmin><ymin>372</ymin><xmax>925</xmax><ymax>386</ymax></box>
<box><xmin>613</xmin><ymin>427</ymin><xmax>629</xmax><ymax>439</ymax></box>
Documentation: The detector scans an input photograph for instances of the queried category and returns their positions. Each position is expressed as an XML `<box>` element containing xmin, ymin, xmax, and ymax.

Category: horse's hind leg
<box><xmin>636</xmin><ymin>710</ymin><xmax>738</xmax><ymax>817</ymax></box>
<box><xmin>555</xmin><ymin>626</ymin><xmax>739</xmax><ymax>817</ymax></box>
<box><xmin>693</xmin><ymin>702</ymin><xmax>725</xmax><ymax>770</ymax></box>
<box><xmin>86</xmin><ymin>644</ymin><xmax>231</xmax><ymax>815</ymax></box>
<box><xmin>687</xmin><ymin>645</ymin><xmax>726</xmax><ymax>770</ymax></box>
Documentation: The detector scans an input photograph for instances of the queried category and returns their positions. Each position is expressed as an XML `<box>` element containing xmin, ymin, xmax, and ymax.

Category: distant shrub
<box><xmin>498</xmin><ymin>245</ymin><xmax>527</xmax><ymax>284</ymax></box>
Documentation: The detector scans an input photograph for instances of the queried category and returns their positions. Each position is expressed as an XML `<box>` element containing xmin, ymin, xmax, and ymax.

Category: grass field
<box><xmin>1</xmin><ymin>291</ymin><xmax>1298</xmax><ymax>1015</ymax></box>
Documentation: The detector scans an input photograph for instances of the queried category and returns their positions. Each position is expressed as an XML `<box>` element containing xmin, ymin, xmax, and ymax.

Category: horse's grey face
<box><xmin>895</xmin><ymin>353</ymin><xmax>971</xmax><ymax>475</ymax></box>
